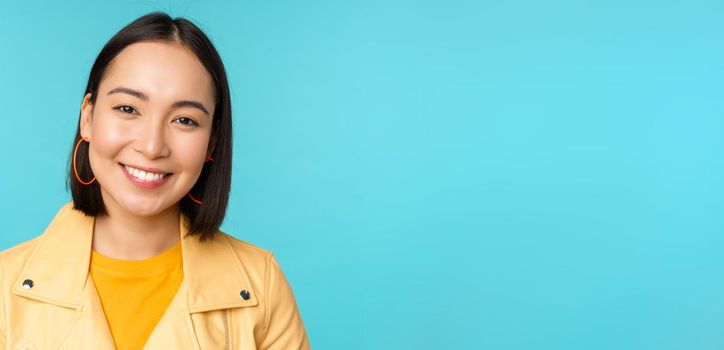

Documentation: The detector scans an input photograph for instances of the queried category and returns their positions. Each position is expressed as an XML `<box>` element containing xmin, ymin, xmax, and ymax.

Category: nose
<box><xmin>134</xmin><ymin>117</ymin><xmax>171</xmax><ymax>159</ymax></box>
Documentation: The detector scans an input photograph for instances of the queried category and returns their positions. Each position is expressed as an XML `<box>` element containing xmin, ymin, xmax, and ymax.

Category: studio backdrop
<box><xmin>0</xmin><ymin>0</ymin><xmax>722</xmax><ymax>349</ymax></box>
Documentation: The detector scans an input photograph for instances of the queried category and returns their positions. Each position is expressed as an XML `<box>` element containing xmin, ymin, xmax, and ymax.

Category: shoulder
<box><xmin>0</xmin><ymin>200</ymin><xmax>84</xmax><ymax>277</ymax></box>
<box><xmin>219</xmin><ymin>231</ymin><xmax>273</xmax><ymax>259</ymax></box>
<box><xmin>218</xmin><ymin>231</ymin><xmax>275</xmax><ymax>264</ymax></box>
<box><xmin>0</xmin><ymin>235</ymin><xmax>43</xmax><ymax>279</ymax></box>
<box><xmin>214</xmin><ymin>231</ymin><xmax>279</xmax><ymax>282</ymax></box>
<box><xmin>215</xmin><ymin>232</ymin><xmax>298</xmax><ymax>296</ymax></box>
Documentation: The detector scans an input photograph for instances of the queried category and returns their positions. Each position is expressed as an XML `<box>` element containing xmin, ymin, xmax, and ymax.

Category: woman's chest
<box><xmin>7</xmin><ymin>279</ymin><xmax>265</xmax><ymax>350</ymax></box>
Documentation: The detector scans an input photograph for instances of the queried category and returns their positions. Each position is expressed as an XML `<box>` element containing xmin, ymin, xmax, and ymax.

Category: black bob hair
<box><xmin>67</xmin><ymin>12</ymin><xmax>232</xmax><ymax>241</ymax></box>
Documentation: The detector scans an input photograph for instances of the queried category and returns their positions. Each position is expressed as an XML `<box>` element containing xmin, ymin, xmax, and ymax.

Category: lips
<box><xmin>119</xmin><ymin>163</ymin><xmax>173</xmax><ymax>189</ymax></box>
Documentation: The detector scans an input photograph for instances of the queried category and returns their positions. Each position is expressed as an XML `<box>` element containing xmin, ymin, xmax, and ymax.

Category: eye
<box><xmin>114</xmin><ymin>105</ymin><xmax>137</xmax><ymax>114</ymax></box>
<box><xmin>174</xmin><ymin>116</ymin><xmax>199</xmax><ymax>127</ymax></box>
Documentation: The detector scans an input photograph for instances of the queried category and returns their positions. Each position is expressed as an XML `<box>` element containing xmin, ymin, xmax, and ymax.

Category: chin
<box><xmin>119</xmin><ymin>196</ymin><xmax>175</xmax><ymax>217</ymax></box>
<box><xmin>98</xmin><ymin>182</ymin><xmax>182</xmax><ymax>218</ymax></box>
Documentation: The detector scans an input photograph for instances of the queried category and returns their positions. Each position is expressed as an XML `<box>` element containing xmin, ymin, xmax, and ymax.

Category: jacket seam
<box><xmin>0</xmin><ymin>252</ymin><xmax>6</xmax><ymax>345</ymax></box>
<box><xmin>181</xmin><ymin>279</ymin><xmax>203</xmax><ymax>350</ymax></box>
<box><xmin>262</xmin><ymin>252</ymin><xmax>273</xmax><ymax>339</ymax></box>
<box><xmin>187</xmin><ymin>300</ymin><xmax>256</xmax><ymax>313</ymax></box>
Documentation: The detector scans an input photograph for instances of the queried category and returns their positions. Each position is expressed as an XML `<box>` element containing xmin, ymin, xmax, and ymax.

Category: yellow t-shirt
<box><xmin>90</xmin><ymin>242</ymin><xmax>183</xmax><ymax>350</ymax></box>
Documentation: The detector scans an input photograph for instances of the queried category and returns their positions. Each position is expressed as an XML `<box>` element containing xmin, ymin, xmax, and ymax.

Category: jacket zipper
<box><xmin>223</xmin><ymin>309</ymin><xmax>230</xmax><ymax>350</ymax></box>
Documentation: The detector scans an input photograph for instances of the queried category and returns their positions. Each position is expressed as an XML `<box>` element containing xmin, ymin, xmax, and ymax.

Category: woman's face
<box><xmin>79</xmin><ymin>41</ymin><xmax>215</xmax><ymax>218</ymax></box>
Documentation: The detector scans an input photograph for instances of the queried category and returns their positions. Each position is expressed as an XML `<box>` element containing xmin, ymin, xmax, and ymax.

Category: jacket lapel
<box><xmin>142</xmin><ymin>279</ymin><xmax>200</xmax><ymax>350</ymax></box>
<box><xmin>179</xmin><ymin>214</ymin><xmax>258</xmax><ymax>313</ymax></box>
<box><xmin>143</xmin><ymin>212</ymin><xmax>259</xmax><ymax>349</ymax></box>
<box><xmin>60</xmin><ymin>276</ymin><xmax>116</xmax><ymax>349</ymax></box>
<box><xmin>12</xmin><ymin>202</ymin><xmax>93</xmax><ymax>308</ymax></box>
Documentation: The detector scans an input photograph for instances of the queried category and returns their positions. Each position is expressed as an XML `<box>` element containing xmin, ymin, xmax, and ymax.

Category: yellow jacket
<box><xmin>0</xmin><ymin>202</ymin><xmax>311</xmax><ymax>349</ymax></box>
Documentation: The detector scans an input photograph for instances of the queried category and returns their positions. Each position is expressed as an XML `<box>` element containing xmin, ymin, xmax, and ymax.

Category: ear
<box><xmin>79</xmin><ymin>93</ymin><xmax>94</xmax><ymax>140</ymax></box>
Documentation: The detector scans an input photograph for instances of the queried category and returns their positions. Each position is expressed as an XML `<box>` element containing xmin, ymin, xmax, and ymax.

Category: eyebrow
<box><xmin>107</xmin><ymin>86</ymin><xmax>210</xmax><ymax>116</ymax></box>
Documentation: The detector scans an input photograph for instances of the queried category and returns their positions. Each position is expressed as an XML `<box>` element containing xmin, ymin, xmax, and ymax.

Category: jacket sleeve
<box><xmin>258</xmin><ymin>254</ymin><xmax>310</xmax><ymax>350</ymax></box>
<box><xmin>0</xmin><ymin>254</ymin><xmax>6</xmax><ymax>350</ymax></box>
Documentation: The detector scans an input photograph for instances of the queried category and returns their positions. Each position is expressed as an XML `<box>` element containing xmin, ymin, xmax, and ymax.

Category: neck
<box><xmin>92</xmin><ymin>200</ymin><xmax>181</xmax><ymax>260</ymax></box>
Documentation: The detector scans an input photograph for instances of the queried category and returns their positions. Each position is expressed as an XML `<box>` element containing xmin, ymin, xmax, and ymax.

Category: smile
<box><xmin>119</xmin><ymin>163</ymin><xmax>173</xmax><ymax>189</ymax></box>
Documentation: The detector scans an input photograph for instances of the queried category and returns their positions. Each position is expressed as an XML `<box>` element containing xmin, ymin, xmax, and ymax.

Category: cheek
<box><xmin>88</xmin><ymin>116</ymin><xmax>129</xmax><ymax>163</ymax></box>
<box><xmin>174</xmin><ymin>135</ymin><xmax>210</xmax><ymax>176</ymax></box>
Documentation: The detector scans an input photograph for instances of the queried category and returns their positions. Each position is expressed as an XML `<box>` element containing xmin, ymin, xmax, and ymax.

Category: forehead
<box><xmin>99</xmin><ymin>41</ymin><xmax>215</xmax><ymax>105</ymax></box>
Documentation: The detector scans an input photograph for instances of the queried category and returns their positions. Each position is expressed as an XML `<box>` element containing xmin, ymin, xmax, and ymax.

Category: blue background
<box><xmin>1</xmin><ymin>1</ymin><xmax>722</xmax><ymax>349</ymax></box>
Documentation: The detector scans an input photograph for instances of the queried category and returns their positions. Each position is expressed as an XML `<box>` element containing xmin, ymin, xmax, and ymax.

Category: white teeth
<box><xmin>124</xmin><ymin>164</ymin><xmax>166</xmax><ymax>182</ymax></box>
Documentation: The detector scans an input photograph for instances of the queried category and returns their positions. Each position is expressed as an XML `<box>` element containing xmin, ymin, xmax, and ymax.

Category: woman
<box><xmin>0</xmin><ymin>12</ymin><xmax>310</xmax><ymax>350</ymax></box>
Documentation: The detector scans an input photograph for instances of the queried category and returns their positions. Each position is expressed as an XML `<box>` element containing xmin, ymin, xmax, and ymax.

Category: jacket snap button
<box><xmin>240</xmin><ymin>290</ymin><xmax>251</xmax><ymax>300</ymax></box>
<box><xmin>22</xmin><ymin>279</ymin><xmax>34</xmax><ymax>289</ymax></box>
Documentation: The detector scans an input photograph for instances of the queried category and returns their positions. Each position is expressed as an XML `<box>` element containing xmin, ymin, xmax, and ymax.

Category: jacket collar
<box><xmin>12</xmin><ymin>202</ymin><xmax>258</xmax><ymax>313</ymax></box>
